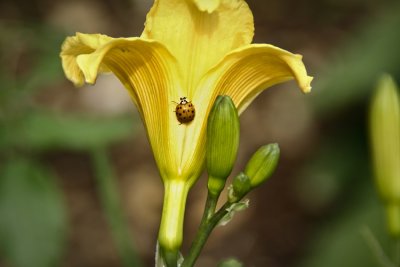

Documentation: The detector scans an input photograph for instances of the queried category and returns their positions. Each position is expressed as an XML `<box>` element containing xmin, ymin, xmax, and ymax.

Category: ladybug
<box><xmin>175</xmin><ymin>97</ymin><xmax>195</xmax><ymax>124</ymax></box>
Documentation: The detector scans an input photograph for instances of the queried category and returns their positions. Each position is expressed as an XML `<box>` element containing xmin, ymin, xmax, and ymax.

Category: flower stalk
<box><xmin>158</xmin><ymin>180</ymin><xmax>190</xmax><ymax>266</ymax></box>
<box><xmin>182</xmin><ymin>199</ymin><xmax>232</xmax><ymax>267</ymax></box>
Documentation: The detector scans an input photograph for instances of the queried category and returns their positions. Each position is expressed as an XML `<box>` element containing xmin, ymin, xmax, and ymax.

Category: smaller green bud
<box><xmin>244</xmin><ymin>143</ymin><xmax>280</xmax><ymax>188</ymax></box>
<box><xmin>228</xmin><ymin>172</ymin><xmax>251</xmax><ymax>203</ymax></box>
<box><xmin>233</xmin><ymin>172</ymin><xmax>252</xmax><ymax>197</ymax></box>
<box><xmin>207</xmin><ymin>95</ymin><xmax>240</xmax><ymax>197</ymax></box>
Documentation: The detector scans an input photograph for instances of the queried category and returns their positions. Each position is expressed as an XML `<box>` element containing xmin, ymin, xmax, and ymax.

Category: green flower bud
<box><xmin>228</xmin><ymin>172</ymin><xmax>251</xmax><ymax>203</ymax></box>
<box><xmin>370</xmin><ymin>74</ymin><xmax>400</xmax><ymax>237</ymax></box>
<box><xmin>244</xmin><ymin>143</ymin><xmax>280</xmax><ymax>188</ymax></box>
<box><xmin>207</xmin><ymin>95</ymin><xmax>240</xmax><ymax>197</ymax></box>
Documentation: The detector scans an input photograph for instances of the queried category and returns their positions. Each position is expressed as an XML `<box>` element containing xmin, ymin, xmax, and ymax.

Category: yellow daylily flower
<box><xmin>60</xmin><ymin>0</ymin><xmax>312</xmax><ymax>257</ymax></box>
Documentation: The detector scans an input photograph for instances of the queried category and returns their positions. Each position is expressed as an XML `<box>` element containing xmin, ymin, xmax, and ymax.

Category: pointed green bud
<box><xmin>244</xmin><ymin>143</ymin><xmax>280</xmax><ymax>188</ymax></box>
<box><xmin>228</xmin><ymin>172</ymin><xmax>251</xmax><ymax>203</ymax></box>
<box><xmin>370</xmin><ymin>74</ymin><xmax>400</xmax><ymax>237</ymax></box>
<box><xmin>207</xmin><ymin>95</ymin><xmax>240</xmax><ymax>197</ymax></box>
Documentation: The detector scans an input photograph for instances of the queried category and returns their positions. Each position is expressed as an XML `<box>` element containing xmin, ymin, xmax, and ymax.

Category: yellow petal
<box><xmin>194</xmin><ymin>44</ymin><xmax>313</xmax><ymax>114</ymax></box>
<box><xmin>142</xmin><ymin>0</ymin><xmax>254</xmax><ymax>96</ymax></box>
<box><xmin>62</xmin><ymin>33</ymin><xmax>199</xmax><ymax>181</ymax></box>
<box><xmin>192</xmin><ymin>0</ymin><xmax>221</xmax><ymax>13</ymax></box>
<box><xmin>60</xmin><ymin>33</ymin><xmax>112</xmax><ymax>86</ymax></box>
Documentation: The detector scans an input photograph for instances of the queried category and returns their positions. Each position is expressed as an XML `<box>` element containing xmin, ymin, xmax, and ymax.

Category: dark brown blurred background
<box><xmin>1</xmin><ymin>0</ymin><xmax>400</xmax><ymax>266</ymax></box>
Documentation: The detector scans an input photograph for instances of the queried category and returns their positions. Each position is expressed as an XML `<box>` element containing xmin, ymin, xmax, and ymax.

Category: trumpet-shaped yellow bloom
<box><xmin>60</xmin><ymin>0</ymin><xmax>312</xmax><ymax>255</ymax></box>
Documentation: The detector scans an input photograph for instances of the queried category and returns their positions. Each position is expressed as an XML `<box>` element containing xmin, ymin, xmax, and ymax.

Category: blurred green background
<box><xmin>1</xmin><ymin>0</ymin><xmax>400</xmax><ymax>266</ymax></box>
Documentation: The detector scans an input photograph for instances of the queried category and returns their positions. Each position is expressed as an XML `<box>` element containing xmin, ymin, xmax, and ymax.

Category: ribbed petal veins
<box><xmin>195</xmin><ymin>44</ymin><xmax>313</xmax><ymax>115</ymax></box>
<box><xmin>60</xmin><ymin>33</ymin><xmax>196</xmax><ymax>181</ymax></box>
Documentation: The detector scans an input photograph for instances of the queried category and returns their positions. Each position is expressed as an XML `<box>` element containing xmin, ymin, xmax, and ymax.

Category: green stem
<box><xmin>205</xmin><ymin>193</ymin><xmax>218</xmax><ymax>220</ymax></box>
<box><xmin>182</xmin><ymin>195</ymin><xmax>230</xmax><ymax>267</ymax></box>
<box><xmin>91</xmin><ymin>147</ymin><xmax>142</xmax><ymax>267</ymax></box>
<box><xmin>158</xmin><ymin>180</ymin><xmax>190</xmax><ymax>267</ymax></box>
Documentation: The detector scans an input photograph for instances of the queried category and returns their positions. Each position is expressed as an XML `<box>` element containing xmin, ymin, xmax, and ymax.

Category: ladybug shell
<box><xmin>175</xmin><ymin>102</ymin><xmax>195</xmax><ymax>124</ymax></box>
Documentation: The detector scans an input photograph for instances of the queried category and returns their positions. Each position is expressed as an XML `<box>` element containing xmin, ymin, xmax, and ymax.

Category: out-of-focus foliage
<box><xmin>0</xmin><ymin>24</ymin><xmax>139</xmax><ymax>152</ymax></box>
<box><xmin>299</xmin><ymin>185</ymin><xmax>390</xmax><ymax>267</ymax></box>
<box><xmin>310</xmin><ymin>2</ymin><xmax>400</xmax><ymax>116</ymax></box>
<box><xmin>92</xmin><ymin>148</ymin><xmax>143</xmax><ymax>267</ymax></box>
<box><xmin>297</xmin><ymin>126</ymin><xmax>369</xmax><ymax>212</ymax></box>
<box><xmin>0</xmin><ymin>159</ymin><xmax>66</xmax><ymax>267</ymax></box>
<box><xmin>0</xmin><ymin>111</ymin><xmax>137</xmax><ymax>151</ymax></box>
<box><xmin>0</xmin><ymin>24</ymin><xmax>64</xmax><ymax>100</ymax></box>
<box><xmin>298</xmin><ymin>2</ymin><xmax>400</xmax><ymax>267</ymax></box>
<box><xmin>0</xmin><ymin>23</ymin><xmax>140</xmax><ymax>267</ymax></box>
